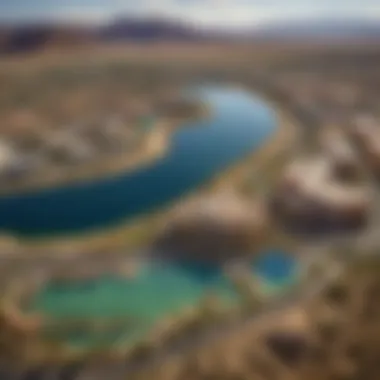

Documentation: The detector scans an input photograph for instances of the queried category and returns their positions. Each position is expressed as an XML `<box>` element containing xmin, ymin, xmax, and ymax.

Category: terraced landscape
<box><xmin>0</xmin><ymin>41</ymin><xmax>380</xmax><ymax>380</ymax></box>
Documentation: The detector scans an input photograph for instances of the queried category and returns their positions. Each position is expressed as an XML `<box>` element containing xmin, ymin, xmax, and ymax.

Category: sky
<box><xmin>0</xmin><ymin>0</ymin><xmax>379</xmax><ymax>28</ymax></box>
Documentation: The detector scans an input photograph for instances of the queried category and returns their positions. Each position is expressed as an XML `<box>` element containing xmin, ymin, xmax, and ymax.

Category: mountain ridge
<box><xmin>0</xmin><ymin>16</ymin><xmax>379</xmax><ymax>54</ymax></box>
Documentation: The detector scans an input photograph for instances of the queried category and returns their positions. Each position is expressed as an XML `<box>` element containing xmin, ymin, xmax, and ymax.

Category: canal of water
<box><xmin>0</xmin><ymin>86</ymin><xmax>276</xmax><ymax>236</ymax></box>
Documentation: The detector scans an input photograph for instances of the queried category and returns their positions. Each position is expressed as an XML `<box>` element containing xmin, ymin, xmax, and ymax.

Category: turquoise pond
<box><xmin>0</xmin><ymin>86</ymin><xmax>277</xmax><ymax>237</ymax></box>
<box><xmin>31</xmin><ymin>251</ymin><xmax>299</xmax><ymax>346</ymax></box>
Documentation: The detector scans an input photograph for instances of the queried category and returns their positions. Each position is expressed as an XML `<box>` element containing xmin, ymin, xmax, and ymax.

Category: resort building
<box><xmin>44</xmin><ymin>130</ymin><xmax>95</xmax><ymax>165</ymax></box>
<box><xmin>350</xmin><ymin>114</ymin><xmax>378</xmax><ymax>145</ymax></box>
<box><xmin>350</xmin><ymin>115</ymin><xmax>380</xmax><ymax>176</ymax></box>
<box><xmin>155</xmin><ymin>193</ymin><xmax>268</xmax><ymax>263</ymax></box>
<box><xmin>0</xmin><ymin>140</ymin><xmax>37</xmax><ymax>182</ymax></box>
<box><xmin>271</xmin><ymin>157</ymin><xmax>371</xmax><ymax>232</ymax></box>
<box><xmin>0</xmin><ymin>140</ymin><xmax>16</xmax><ymax>174</ymax></box>
<box><xmin>318</xmin><ymin>127</ymin><xmax>361</xmax><ymax>181</ymax></box>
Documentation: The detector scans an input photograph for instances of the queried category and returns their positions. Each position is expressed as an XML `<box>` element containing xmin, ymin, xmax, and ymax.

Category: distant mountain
<box><xmin>0</xmin><ymin>16</ymin><xmax>379</xmax><ymax>55</ymax></box>
<box><xmin>0</xmin><ymin>18</ymin><xmax>206</xmax><ymax>54</ymax></box>
<box><xmin>98</xmin><ymin>17</ymin><xmax>205</xmax><ymax>42</ymax></box>
<box><xmin>250</xmin><ymin>18</ymin><xmax>380</xmax><ymax>41</ymax></box>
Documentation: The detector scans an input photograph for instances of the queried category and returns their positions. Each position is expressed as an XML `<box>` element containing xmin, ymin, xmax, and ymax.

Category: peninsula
<box><xmin>0</xmin><ymin>83</ymin><xmax>208</xmax><ymax>194</ymax></box>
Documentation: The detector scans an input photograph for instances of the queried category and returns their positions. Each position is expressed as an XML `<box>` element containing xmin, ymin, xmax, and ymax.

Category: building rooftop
<box><xmin>280</xmin><ymin>157</ymin><xmax>371</xmax><ymax>210</ymax></box>
<box><xmin>0</xmin><ymin>140</ymin><xmax>16</xmax><ymax>172</ymax></box>
<box><xmin>319</xmin><ymin>127</ymin><xmax>359</xmax><ymax>165</ymax></box>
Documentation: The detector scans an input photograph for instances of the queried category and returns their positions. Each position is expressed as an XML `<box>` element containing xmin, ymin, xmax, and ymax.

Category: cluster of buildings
<box><xmin>154</xmin><ymin>77</ymin><xmax>380</xmax><ymax>249</ymax></box>
<box><xmin>268</xmin><ymin>117</ymin><xmax>380</xmax><ymax>235</ymax></box>
<box><xmin>254</xmin><ymin>65</ymin><xmax>380</xmax><ymax>236</ymax></box>
<box><xmin>265</xmin><ymin>72</ymin><xmax>377</xmax><ymax>132</ymax></box>
<box><xmin>270</xmin><ymin>154</ymin><xmax>372</xmax><ymax>233</ymax></box>
<box><xmin>0</xmin><ymin>114</ymin><xmax>147</xmax><ymax>185</ymax></box>
<box><xmin>0</xmin><ymin>92</ymin><xmax>203</xmax><ymax>187</ymax></box>
<box><xmin>318</xmin><ymin>127</ymin><xmax>362</xmax><ymax>182</ymax></box>
<box><xmin>350</xmin><ymin>115</ymin><xmax>380</xmax><ymax>177</ymax></box>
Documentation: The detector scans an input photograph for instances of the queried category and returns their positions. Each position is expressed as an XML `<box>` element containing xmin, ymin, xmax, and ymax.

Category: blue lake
<box><xmin>0</xmin><ymin>86</ymin><xmax>277</xmax><ymax>236</ymax></box>
<box><xmin>253</xmin><ymin>250</ymin><xmax>299</xmax><ymax>285</ymax></box>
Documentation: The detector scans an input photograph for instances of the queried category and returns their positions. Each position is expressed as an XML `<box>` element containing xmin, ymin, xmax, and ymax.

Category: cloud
<box><xmin>179</xmin><ymin>0</ymin><xmax>380</xmax><ymax>27</ymax></box>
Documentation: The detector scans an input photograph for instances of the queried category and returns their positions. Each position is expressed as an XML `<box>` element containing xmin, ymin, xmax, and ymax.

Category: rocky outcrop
<box><xmin>155</xmin><ymin>194</ymin><xmax>268</xmax><ymax>263</ymax></box>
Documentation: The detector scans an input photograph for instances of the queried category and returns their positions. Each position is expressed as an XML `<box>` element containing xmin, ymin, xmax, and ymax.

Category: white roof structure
<box><xmin>283</xmin><ymin>157</ymin><xmax>330</xmax><ymax>186</ymax></box>
<box><xmin>351</xmin><ymin>114</ymin><xmax>378</xmax><ymax>141</ymax></box>
<box><xmin>45</xmin><ymin>130</ymin><xmax>95</xmax><ymax>162</ymax></box>
<box><xmin>366</xmin><ymin>136</ymin><xmax>380</xmax><ymax>156</ymax></box>
<box><xmin>281</xmin><ymin>157</ymin><xmax>371</xmax><ymax>211</ymax></box>
<box><xmin>319</xmin><ymin>128</ymin><xmax>358</xmax><ymax>164</ymax></box>
<box><xmin>0</xmin><ymin>140</ymin><xmax>15</xmax><ymax>172</ymax></box>
<box><xmin>350</xmin><ymin>117</ymin><xmax>380</xmax><ymax>164</ymax></box>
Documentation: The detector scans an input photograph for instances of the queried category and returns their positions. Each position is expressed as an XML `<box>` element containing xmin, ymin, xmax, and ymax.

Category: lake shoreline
<box><xmin>0</xmin><ymin>88</ymin><xmax>301</xmax><ymax>371</ymax></box>
<box><xmin>2</xmin><ymin>89</ymin><xmax>298</xmax><ymax>258</ymax></box>
<box><xmin>0</xmin><ymin>125</ymin><xmax>170</xmax><ymax>197</ymax></box>
<box><xmin>0</xmin><ymin>105</ymin><xmax>209</xmax><ymax>197</ymax></box>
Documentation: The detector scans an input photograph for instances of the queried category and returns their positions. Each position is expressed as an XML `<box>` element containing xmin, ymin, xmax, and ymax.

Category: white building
<box><xmin>272</xmin><ymin>157</ymin><xmax>371</xmax><ymax>230</ymax></box>
<box><xmin>350</xmin><ymin>115</ymin><xmax>380</xmax><ymax>175</ymax></box>
<box><xmin>45</xmin><ymin>129</ymin><xmax>95</xmax><ymax>164</ymax></box>
<box><xmin>350</xmin><ymin>114</ymin><xmax>378</xmax><ymax>144</ymax></box>
<box><xmin>318</xmin><ymin>127</ymin><xmax>361</xmax><ymax>180</ymax></box>
<box><xmin>0</xmin><ymin>140</ymin><xmax>16</xmax><ymax>173</ymax></box>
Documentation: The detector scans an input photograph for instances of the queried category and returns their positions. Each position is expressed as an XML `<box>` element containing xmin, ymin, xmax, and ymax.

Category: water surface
<box><xmin>31</xmin><ymin>251</ymin><xmax>298</xmax><ymax>347</ymax></box>
<box><xmin>0</xmin><ymin>87</ymin><xmax>277</xmax><ymax>236</ymax></box>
